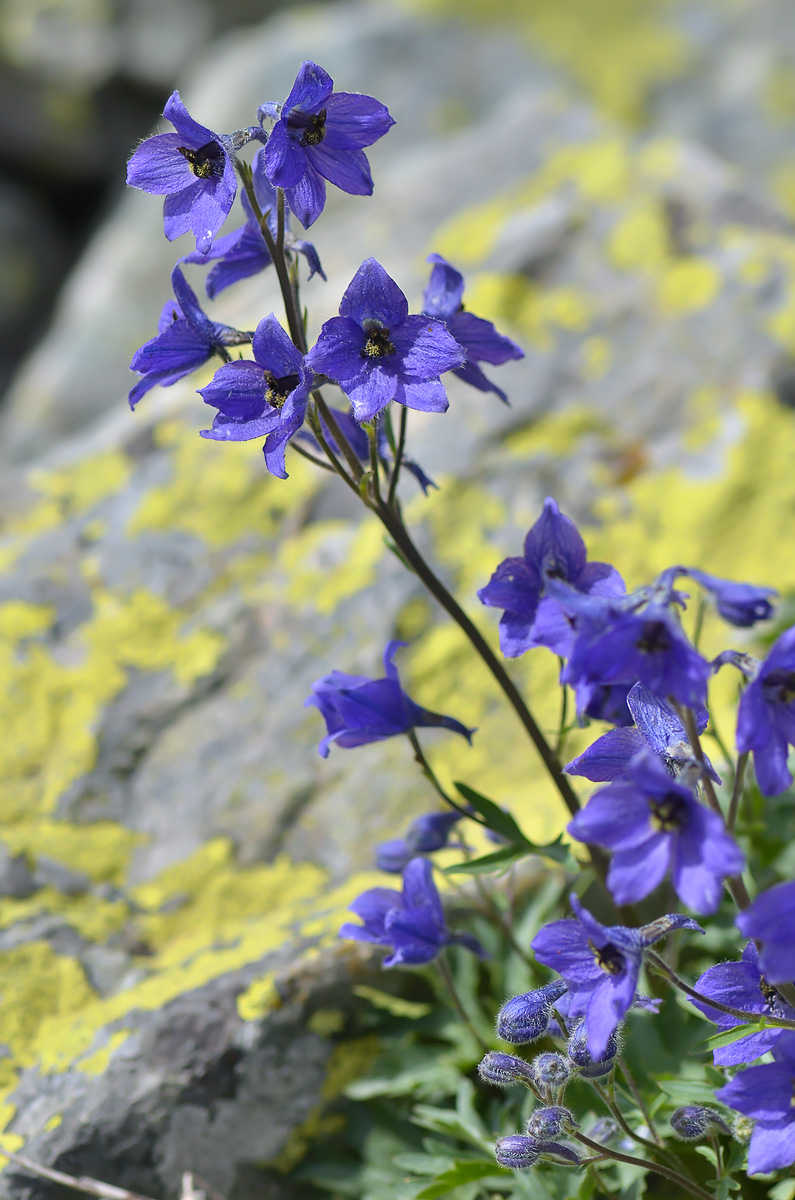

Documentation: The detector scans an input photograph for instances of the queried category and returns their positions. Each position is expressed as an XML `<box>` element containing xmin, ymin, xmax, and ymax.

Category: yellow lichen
<box><xmin>237</xmin><ymin>975</ymin><xmax>280</xmax><ymax>1021</ymax></box>
<box><xmin>77</xmin><ymin>1031</ymin><xmax>129</xmax><ymax>1077</ymax></box>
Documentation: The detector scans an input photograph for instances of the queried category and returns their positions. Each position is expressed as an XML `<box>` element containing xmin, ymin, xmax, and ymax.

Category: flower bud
<box><xmin>496</xmin><ymin>979</ymin><xmax>567</xmax><ymax>1044</ymax></box>
<box><xmin>526</xmin><ymin>1106</ymin><xmax>575</xmax><ymax>1139</ymax></box>
<box><xmin>670</xmin><ymin>1106</ymin><xmax>732</xmax><ymax>1142</ymax></box>
<box><xmin>495</xmin><ymin>1134</ymin><xmax>540</xmax><ymax>1170</ymax></box>
<box><xmin>531</xmin><ymin>1052</ymin><xmax>571</xmax><ymax>1090</ymax></box>
<box><xmin>588</xmin><ymin>1118</ymin><xmax>619</xmax><ymax>1144</ymax></box>
<box><xmin>732</xmin><ymin>1115</ymin><xmax>754</xmax><ymax>1144</ymax></box>
<box><xmin>478</xmin><ymin>1051</ymin><xmax>535</xmax><ymax>1089</ymax></box>
<box><xmin>567</xmin><ymin>1019</ymin><xmax>618</xmax><ymax>1078</ymax></box>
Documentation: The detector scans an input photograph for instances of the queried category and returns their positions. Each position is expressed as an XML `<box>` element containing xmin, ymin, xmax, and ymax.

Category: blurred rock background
<box><xmin>2</xmin><ymin>1</ymin><xmax>795</xmax><ymax>1197</ymax></box>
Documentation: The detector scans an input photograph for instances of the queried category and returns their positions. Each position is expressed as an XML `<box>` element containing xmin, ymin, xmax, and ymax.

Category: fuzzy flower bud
<box><xmin>567</xmin><ymin>1019</ymin><xmax>619</xmax><ymax>1078</ymax></box>
<box><xmin>526</xmin><ymin>1106</ymin><xmax>576</xmax><ymax>1139</ymax></box>
<box><xmin>494</xmin><ymin>1135</ymin><xmax>540</xmax><ymax>1170</ymax></box>
<box><xmin>496</xmin><ymin>979</ymin><xmax>567</xmax><ymax>1044</ymax></box>
<box><xmin>670</xmin><ymin>1106</ymin><xmax>732</xmax><ymax>1142</ymax></box>
<box><xmin>478</xmin><ymin>1051</ymin><xmax>535</xmax><ymax>1089</ymax></box>
<box><xmin>531</xmin><ymin>1052</ymin><xmax>571</xmax><ymax>1090</ymax></box>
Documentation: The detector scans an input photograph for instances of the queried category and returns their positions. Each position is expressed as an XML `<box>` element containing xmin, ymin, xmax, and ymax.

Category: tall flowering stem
<box><xmin>572</xmin><ymin>1132</ymin><xmax>713</xmax><ymax>1200</ymax></box>
<box><xmin>646</xmin><ymin>951</ymin><xmax>795</xmax><ymax>1027</ymax></box>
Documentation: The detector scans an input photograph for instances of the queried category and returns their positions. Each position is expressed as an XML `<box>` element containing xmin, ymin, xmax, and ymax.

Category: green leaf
<box><xmin>701</xmin><ymin>1020</ymin><xmax>767</xmax><ymax>1051</ymax></box>
<box><xmin>443</xmin><ymin>843</ymin><xmax>529</xmax><ymax>875</ymax></box>
<box><xmin>656</xmin><ymin>1079</ymin><xmax>723</xmax><ymax>1106</ymax></box>
<box><xmin>415</xmin><ymin>1160</ymin><xmax>512</xmax><ymax>1199</ymax></box>
<box><xmin>352</xmin><ymin>986</ymin><xmax>433</xmax><ymax>1019</ymax></box>
<box><xmin>453</xmin><ymin>781</ymin><xmax>530</xmax><ymax>843</ymax></box>
<box><xmin>768</xmin><ymin>1180</ymin><xmax>795</xmax><ymax>1200</ymax></box>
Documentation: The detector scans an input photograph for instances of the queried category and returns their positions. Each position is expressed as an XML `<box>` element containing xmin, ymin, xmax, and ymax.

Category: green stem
<box><xmin>646</xmin><ymin>951</ymin><xmax>795</xmax><ymax>1027</ymax></box>
<box><xmin>590</xmin><ymin>1080</ymin><xmax>685</xmax><ymax>1172</ymax></box>
<box><xmin>727</xmin><ymin>751</ymin><xmax>748</xmax><ymax>833</ymax></box>
<box><xmin>572</xmin><ymin>1132</ymin><xmax>713</xmax><ymax>1200</ymax></box>
<box><xmin>616</xmin><ymin>1053</ymin><xmax>661</xmax><ymax>1146</ymax></box>
<box><xmin>436</xmin><ymin>952</ymin><xmax>489</xmax><ymax>1053</ymax></box>
<box><xmin>387</xmin><ymin>404</ymin><xmax>408</xmax><ymax>509</ymax></box>
<box><xmin>407</xmin><ymin>730</ymin><xmax>488</xmax><ymax>828</ymax></box>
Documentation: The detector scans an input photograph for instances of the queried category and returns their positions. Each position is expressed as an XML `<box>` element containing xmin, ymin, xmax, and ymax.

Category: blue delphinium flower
<box><xmin>565</xmin><ymin>682</ymin><xmax>719</xmax><ymax>784</ymax></box>
<box><xmin>685</xmin><ymin>568</ymin><xmax>776</xmax><ymax>628</ymax></box>
<box><xmin>477</xmin><ymin>498</ymin><xmax>625</xmax><ymax>659</ymax></box>
<box><xmin>306</xmin><ymin>640</ymin><xmax>474</xmax><ymax>758</ymax></box>
<box><xmin>567</xmin><ymin>748</ymin><xmax>742</xmax><ymax>912</ymax></box>
<box><xmin>258</xmin><ymin>61</ymin><xmax>394</xmax><ymax>228</ymax></box>
<box><xmin>306</xmin><ymin>258</ymin><xmax>465</xmax><ymax>422</ymax></box>
<box><xmin>736</xmin><ymin>880</ymin><xmax>795</xmax><ymax>984</ymax></box>
<box><xmin>478</xmin><ymin>1051</ymin><xmax>537</xmax><ymax>1089</ymax></box>
<box><xmin>716</xmin><ymin>1033</ymin><xmax>795</xmax><ymax>1174</ymax></box>
<box><xmin>340</xmin><ymin>856</ymin><xmax>483</xmax><ymax>966</ymax></box>
<box><xmin>421</xmin><ymin>254</ymin><xmax>524</xmax><ymax>403</ymax></box>
<box><xmin>376</xmin><ymin>810</ymin><xmax>463</xmax><ymax>873</ymax></box>
<box><xmin>690</xmin><ymin>941</ymin><xmax>795</xmax><ymax>1066</ymax></box>
<box><xmin>127</xmin><ymin>91</ymin><xmax>237</xmax><ymax>252</ymax></box>
<box><xmin>560</xmin><ymin>597</ymin><xmax>710</xmax><ymax>710</ymax></box>
<box><xmin>198</xmin><ymin>313</ymin><xmax>312</xmax><ymax>479</ymax></box>
<box><xmin>736</xmin><ymin>627</ymin><xmax>795</xmax><ymax>795</ymax></box>
<box><xmin>531</xmin><ymin>896</ymin><xmax>702</xmax><ymax>1057</ymax></box>
<box><xmin>128</xmin><ymin>266</ymin><xmax>249</xmax><ymax>409</ymax></box>
<box><xmin>183</xmin><ymin>149</ymin><xmax>325</xmax><ymax>299</ymax></box>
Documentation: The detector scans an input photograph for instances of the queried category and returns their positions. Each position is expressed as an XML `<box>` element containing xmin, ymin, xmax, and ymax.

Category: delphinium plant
<box><xmin>126</xmin><ymin>61</ymin><xmax>795</xmax><ymax>1200</ymax></box>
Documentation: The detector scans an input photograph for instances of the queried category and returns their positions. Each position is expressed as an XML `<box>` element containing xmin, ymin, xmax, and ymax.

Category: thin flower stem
<box><xmin>616</xmin><ymin>1053</ymin><xmax>662</xmax><ymax>1146</ymax></box>
<box><xmin>691</xmin><ymin>596</ymin><xmax>706</xmax><ymax>652</ymax></box>
<box><xmin>572</xmin><ymin>1132</ymin><xmax>713</xmax><ymax>1200</ymax></box>
<box><xmin>306</xmin><ymin>408</ymin><xmax>360</xmax><ymax>496</ymax></box>
<box><xmin>675</xmin><ymin>704</ymin><xmax>751</xmax><ymax>911</ymax></box>
<box><xmin>291</xmin><ymin>442</ymin><xmax>335</xmax><ymax>472</ymax></box>
<box><xmin>590</xmin><ymin>1081</ymin><xmax>686</xmax><ymax>1172</ymax></box>
<box><xmin>407</xmin><ymin>730</ymin><xmax>488</xmax><ymax>827</ymax></box>
<box><xmin>554</xmin><ymin>663</ymin><xmax>569</xmax><ymax>758</ymax></box>
<box><xmin>387</xmin><ymin>404</ymin><xmax>408</xmax><ymax>509</ymax></box>
<box><xmin>367</xmin><ymin>422</ymin><xmax>382</xmax><ymax>503</ymax></box>
<box><xmin>646</xmin><ymin>950</ymin><xmax>795</xmax><ymax>1027</ymax></box>
<box><xmin>450</xmin><ymin>832</ymin><xmax>538</xmax><ymax>973</ymax></box>
<box><xmin>727</xmin><ymin>751</ymin><xmax>748</xmax><ymax>832</ymax></box>
<box><xmin>436</xmin><ymin>952</ymin><xmax>489</xmax><ymax>1053</ymax></box>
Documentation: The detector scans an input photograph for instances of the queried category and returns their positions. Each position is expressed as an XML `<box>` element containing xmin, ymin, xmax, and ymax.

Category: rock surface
<box><xmin>3</xmin><ymin>1</ymin><xmax>795</xmax><ymax>1197</ymax></box>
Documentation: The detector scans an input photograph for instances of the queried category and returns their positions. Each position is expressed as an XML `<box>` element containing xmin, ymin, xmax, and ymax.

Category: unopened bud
<box><xmin>670</xmin><ymin>1106</ymin><xmax>732</xmax><ymax>1142</ymax></box>
<box><xmin>526</xmin><ymin>1106</ymin><xmax>575</xmax><ymax>1139</ymax></box>
<box><xmin>495</xmin><ymin>1134</ymin><xmax>540</xmax><ymax>1170</ymax></box>
<box><xmin>567</xmin><ymin>1019</ymin><xmax>618</xmax><ymax>1078</ymax></box>
<box><xmin>496</xmin><ymin>979</ymin><xmax>567</xmax><ymax>1044</ymax></box>
<box><xmin>531</xmin><ymin>1052</ymin><xmax>570</xmax><ymax>1089</ymax></box>
<box><xmin>478</xmin><ymin>1051</ymin><xmax>535</xmax><ymax>1089</ymax></box>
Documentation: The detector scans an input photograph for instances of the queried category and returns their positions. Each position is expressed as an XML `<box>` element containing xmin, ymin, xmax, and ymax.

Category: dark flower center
<box><xmin>762</xmin><ymin>669</ymin><xmax>795</xmax><ymax>706</ymax></box>
<box><xmin>263</xmin><ymin>371</ymin><xmax>299</xmax><ymax>409</ymax></box>
<box><xmin>362</xmin><ymin>324</ymin><xmax>396</xmax><ymax>360</ymax></box>
<box><xmin>649</xmin><ymin>790</ymin><xmax>688</xmax><ymax>832</ymax></box>
<box><xmin>759</xmin><ymin>975</ymin><xmax>786</xmax><ymax>1015</ymax></box>
<box><xmin>543</xmin><ymin>558</ymin><xmax>567</xmax><ymax>581</ymax></box>
<box><xmin>590</xmin><ymin>940</ymin><xmax>624</xmax><ymax>976</ymax></box>
<box><xmin>178</xmin><ymin>140</ymin><xmax>225</xmax><ymax>180</ymax></box>
<box><xmin>635</xmin><ymin>620</ymin><xmax>670</xmax><ymax>655</ymax></box>
<box><xmin>300</xmin><ymin>108</ymin><xmax>327</xmax><ymax>147</ymax></box>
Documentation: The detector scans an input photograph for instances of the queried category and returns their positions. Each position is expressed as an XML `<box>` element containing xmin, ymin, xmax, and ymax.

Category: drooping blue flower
<box><xmin>305</xmin><ymin>259</ymin><xmax>465</xmax><ymax>422</ymax></box>
<box><xmin>736</xmin><ymin>880</ymin><xmax>795</xmax><ymax>984</ymax></box>
<box><xmin>736</xmin><ymin>627</ymin><xmax>795</xmax><ymax>795</ymax></box>
<box><xmin>531</xmin><ymin>896</ymin><xmax>702</xmax><ymax>1057</ymax></box>
<box><xmin>198</xmin><ymin>313</ymin><xmax>312</xmax><ymax>478</ymax></box>
<box><xmin>690</xmin><ymin>941</ymin><xmax>795</xmax><ymax>1066</ymax></box>
<box><xmin>258</xmin><ymin>61</ymin><xmax>394</xmax><ymax>228</ymax></box>
<box><xmin>306</xmin><ymin>640</ymin><xmax>474</xmax><ymax>758</ymax></box>
<box><xmin>127</xmin><ymin>91</ymin><xmax>237</xmax><ymax>252</ymax></box>
<box><xmin>183</xmin><ymin>149</ymin><xmax>325</xmax><ymax>299</ymax></box>
<box><xmin>339</xmin><ymin>856</ymin><xmax>483</xmax><ymax>966</ymax></box>
<box><xmin>128</xmin><ymin>266</ymin><xmax>250</xmax><ymax>409</ymax></box>
<box><xmin>565</xmin><ymin>682</ymin><xmax>719</xmax><ymax>784</ymax></box>
<box><xmin>567</xmin><ymin>748</ymin><xmax>742</xmax><ymax>912</ymax></box>
<box><xmin>477</xmin><ymin>498</ymin><xmax>625</xmax><ymax>659</ymax></box>
<box><xmin>685</xmin><ymin>568</ymin><xmax>776</xmax><ymax>628</ymax></box>
<box><xmin>421</xmin><ymin>254</ymin><xmax>524</xmax><ymax>403</ymax></box>
<box><xmin>715</xmin><ymin>1034</ymin><xmax>795</xmax><ymax>1174</ymax></box>
<box><xmin>376</xmin><ymin>810</ymin><xmax>463</xmax><ymax>873</ymax></box>
<box><xmin>560</xmin><ymin>599</ymin><xmax>710</xmax><ymax>710</ymax></box>
<box><xmin>298</xmin><ymin>405</ymin><xmax>437</xmax><ymax>495</ymax></box>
